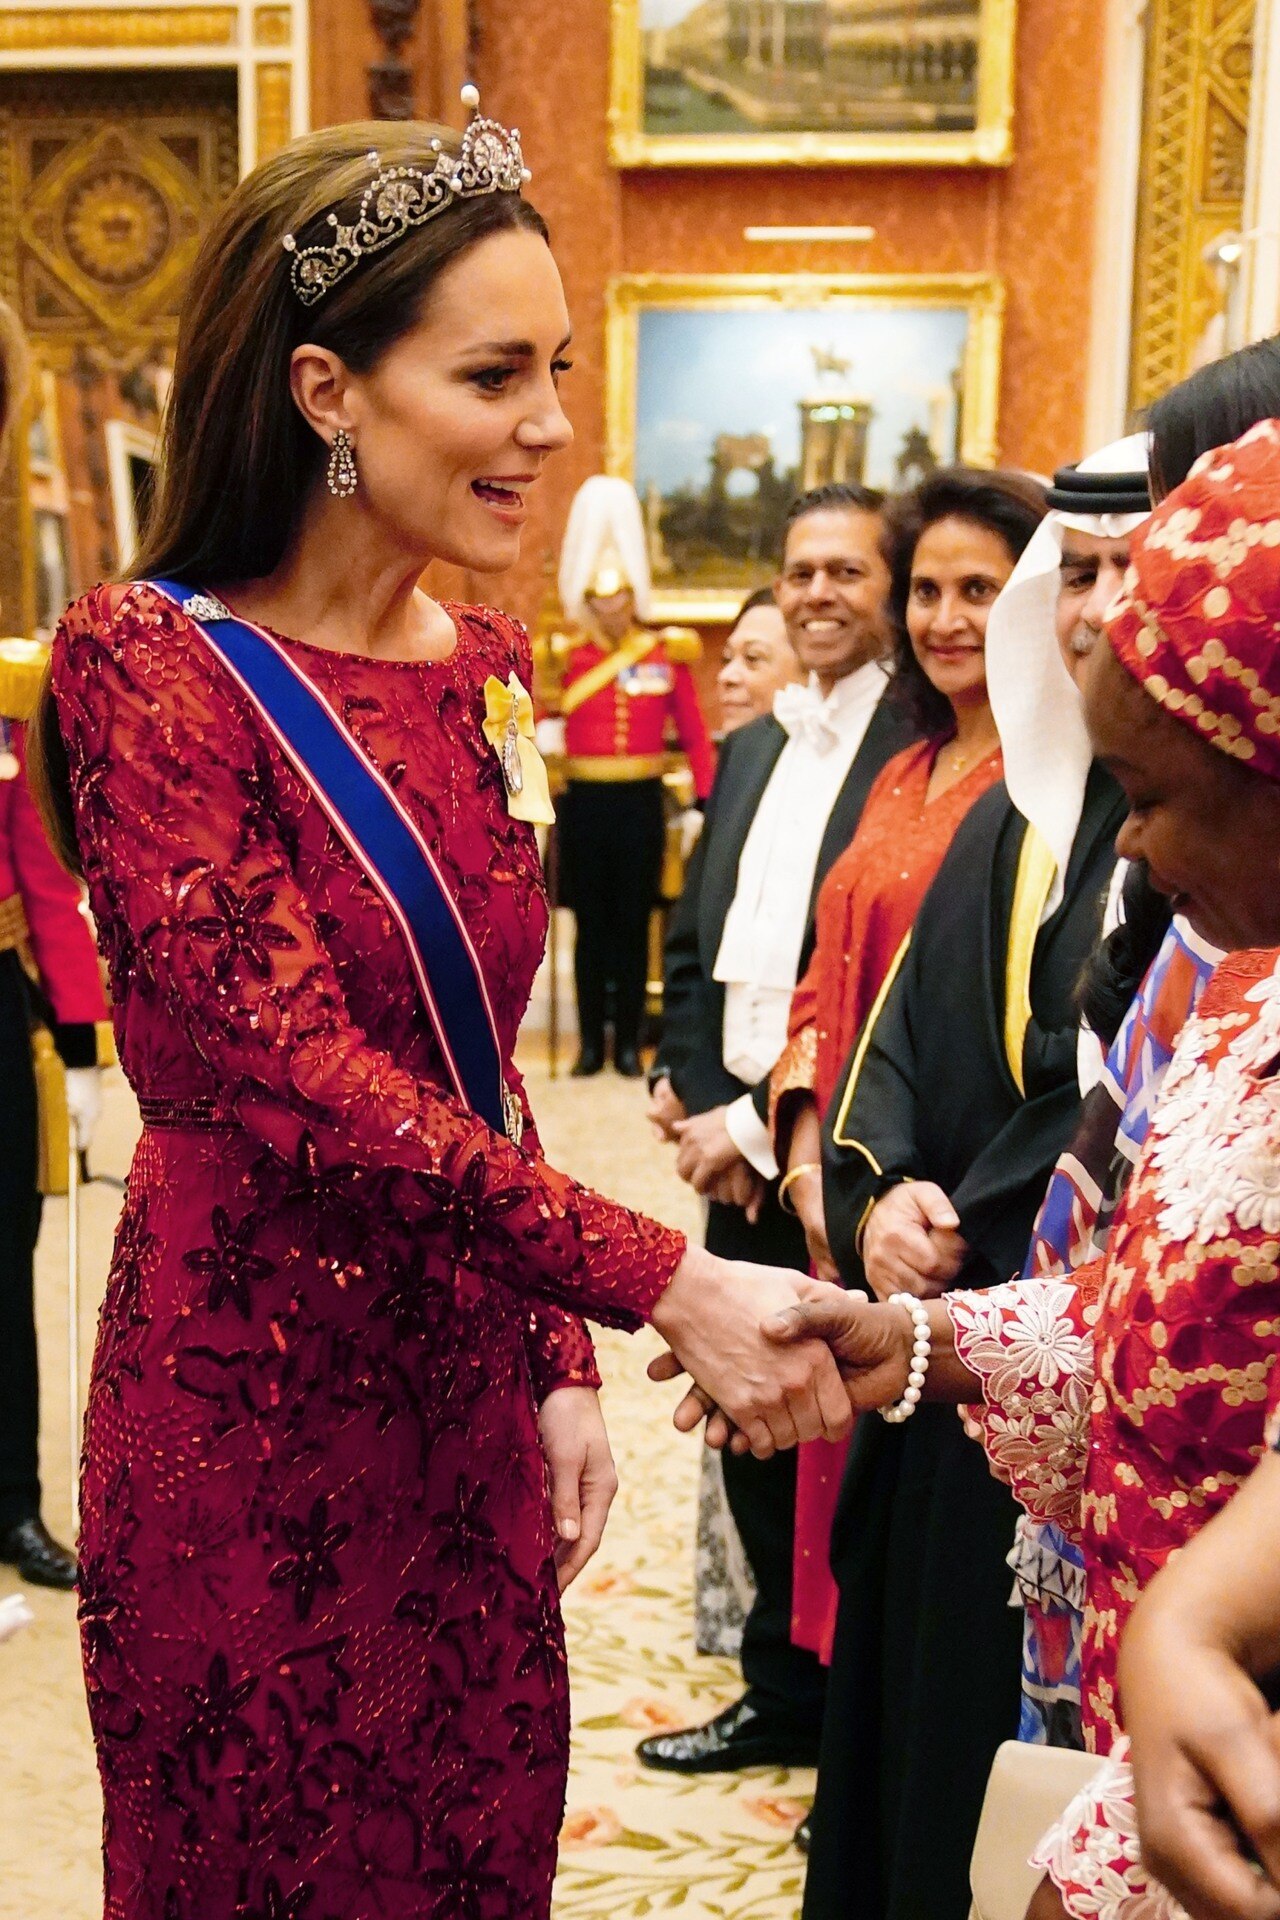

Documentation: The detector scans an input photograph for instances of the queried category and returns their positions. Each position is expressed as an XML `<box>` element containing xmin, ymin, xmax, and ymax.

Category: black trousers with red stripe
<box><xmin>557</xmin><ymin>778</ymin><xmax>665</xmax><ymax>1057</ymax></box>
<box><xmin>0</xmin><ymin>950</ymin><xmax>43</xmax><ymax>1533</ymax></box>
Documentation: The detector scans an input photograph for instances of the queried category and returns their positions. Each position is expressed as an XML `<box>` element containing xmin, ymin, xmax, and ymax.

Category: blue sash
<box><xmin>149</xmin><ymin>580</ymin><xmax>517</xmax><ymax>1142</ymax></box>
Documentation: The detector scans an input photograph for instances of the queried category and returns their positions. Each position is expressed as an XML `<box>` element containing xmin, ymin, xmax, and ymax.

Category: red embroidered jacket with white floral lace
<box><xmin>946</xmin><ymin>947</ymin><xmax>1280</xmax><ymax>1920</ymax></box>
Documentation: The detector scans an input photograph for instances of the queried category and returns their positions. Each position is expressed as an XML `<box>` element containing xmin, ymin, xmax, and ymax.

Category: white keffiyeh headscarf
<box><xmin>985</xmin><ymin>433</ymin><xmax>1152</xmax><ymax>917</ymax></box>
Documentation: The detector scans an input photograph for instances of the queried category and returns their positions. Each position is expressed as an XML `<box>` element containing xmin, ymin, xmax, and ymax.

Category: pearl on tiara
<box><xmin>281</xmin><ymin>84</ymin><xmax>532</xmax><ymax>308</ymax></box>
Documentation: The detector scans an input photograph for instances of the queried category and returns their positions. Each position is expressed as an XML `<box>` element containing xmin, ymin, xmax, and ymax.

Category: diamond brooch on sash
<box><xmin>182</xmin><ymin>593</ymin><xmax>234</xmax><ymax>623</ymax></box>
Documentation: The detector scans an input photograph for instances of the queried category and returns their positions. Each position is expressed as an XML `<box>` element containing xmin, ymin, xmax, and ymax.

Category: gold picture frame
<box><xmin>609</xmin><ymin>0</ymin><xmax>1017</xmax><ymax>168</ymax></box>
<box><xmin>606</xmin><ymin>272</ymin><xmax>1004</xmax><ymax>621</ymax></box>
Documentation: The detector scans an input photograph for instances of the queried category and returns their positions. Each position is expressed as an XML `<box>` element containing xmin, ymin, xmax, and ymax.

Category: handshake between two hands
<box><xmin>644</xmin><ymin>1178</ymin><xmax>968</xmax><ymax>1460</ymax></box>
<box><xmin>647</xmin><ymin>1249</ymin><xmax>925</xmax><ymax>1461</ymax></box>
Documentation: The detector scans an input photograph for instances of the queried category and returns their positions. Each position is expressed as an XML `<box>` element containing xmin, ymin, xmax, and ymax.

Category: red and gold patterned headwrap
<box><xmin>1106</xmin><ymin>416</ymin><xmax>1280</xmax><ymax>778</ymax></box>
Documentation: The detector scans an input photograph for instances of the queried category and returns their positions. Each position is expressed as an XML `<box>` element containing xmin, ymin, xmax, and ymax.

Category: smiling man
<box><xmin>640</xmin><ymin>481</ymin><xmax>915</xmax><ymax>1776</ymax></box>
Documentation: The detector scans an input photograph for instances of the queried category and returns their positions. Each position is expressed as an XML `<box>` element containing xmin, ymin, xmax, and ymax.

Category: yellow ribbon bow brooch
<box><xmin>481</xmin><ymin>672</ymin><xmax>556</xmax><ymax>826</ymax></box>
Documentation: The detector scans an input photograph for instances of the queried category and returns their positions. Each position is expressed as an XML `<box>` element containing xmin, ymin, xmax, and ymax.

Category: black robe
<box><xmin>803</xmin><ymin>766</ymin><xmax>1126</xmax><ymax>1920</ymax></box>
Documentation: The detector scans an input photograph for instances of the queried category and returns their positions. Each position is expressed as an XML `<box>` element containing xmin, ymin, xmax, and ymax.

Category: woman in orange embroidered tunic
<box><xmin>769</xmin><ymin>467</ymin><xmax>1048</xmax><ymax>1660</ymax></box>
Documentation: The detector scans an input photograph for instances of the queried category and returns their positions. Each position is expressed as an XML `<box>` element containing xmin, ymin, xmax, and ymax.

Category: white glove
<box><xmin>678</xmin><ymin>806</ymin><xmax>704</xmax><ymax>861</ymax></box>
<box><xmin>64</xmin><ymin>1065</ymin><xmax>103</xmax><ymax>1152</ymax></box>
<box><xmin>535</xmin><ymin>717</ymin><xmax>566</xmax><ymax>757</ymax></box>
<box><xmin>0</xmin><ymin>1594</ymin><xmax>34</xmax><ymax>1643</ymax></box>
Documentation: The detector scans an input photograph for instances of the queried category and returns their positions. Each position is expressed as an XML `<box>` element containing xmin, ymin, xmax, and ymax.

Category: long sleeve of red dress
<box><xmin>54</xmin><ymin>586</ymin><xmax>683</xmax><ymax>1333</ymax></box>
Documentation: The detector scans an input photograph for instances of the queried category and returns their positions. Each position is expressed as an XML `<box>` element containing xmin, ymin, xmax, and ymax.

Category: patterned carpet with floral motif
<box><xmin>0</xmin><ymin>1039</ymin><xmax>809</xmax><ymax>1919</ymax></box>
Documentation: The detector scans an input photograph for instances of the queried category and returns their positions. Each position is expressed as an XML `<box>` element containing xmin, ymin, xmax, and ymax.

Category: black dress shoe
<box><xmin>636</xmin><ymin>1698</ymin><xmax>821</xmax><ymax>1774</ymax></box>
<box><xmin>0</xmin><ymin>1517</ymin><xmax>77</xmax><ymax>1589</ymax></box>
<box><xmin>794</xmin><ymin>1814</ymin><xmax>811</xmax><ymax>1855</ymax></box>
<box><xmin>570</xmin><ymin>1048</ymin><xmax>605</xmax><ymax>1077</ymax></box>
<box><xmin>614</xmin><ymin>1046</ymin><xmax>644</xmax><ymax>1078</ymax></box>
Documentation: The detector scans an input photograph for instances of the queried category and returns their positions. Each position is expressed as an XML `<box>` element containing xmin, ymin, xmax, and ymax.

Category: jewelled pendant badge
<box><xmin>502</xmin><ymin>703</ymin><xmax>523</xmax><ymax>795</ymax></box>
<box><xmin>481</xmin><ymin>672</ymin><xmax>555</xmax><ymax>826</ymax></box>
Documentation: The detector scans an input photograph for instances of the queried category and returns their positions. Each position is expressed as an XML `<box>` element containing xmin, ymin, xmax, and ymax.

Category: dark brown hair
<box><xmin>783</xmin><ymin>480</ymin><xmax>885</xmax><ymax>539</ymax></box>
<box><xmin>885</xmin><ymin>465</ymin><xmax>1049</xmax><ymax>734</ymax></box>
<box><xmin>136</xmin><ymin>119</ymin><xmax>548</xmax><ymax>584</ymax></box>
<box><xmin>1148</xmin><ymin>335</ymin><xmax>1280</xmax><ymax>499</ymax></box>
<box><xmin>782</xmin><ymin>480</ymin><xmax>888</xmax><ymax>563</ymax></box>
<box><xmin>732</xmin><ymin>585</ymin><xmax>781</xmax><ymax>624</ymax></box>
<box><xmin>30</xmin><ymin>119</ymin><xmax>550</xmax><ymax>871</ymax></box>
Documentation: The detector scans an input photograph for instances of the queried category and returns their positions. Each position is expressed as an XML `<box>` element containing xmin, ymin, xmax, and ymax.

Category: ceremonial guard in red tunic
<box><xmin>0</xmin><ymin>636</ymin><xmax>105</xmax><ymax>1588</ymax></box>
<box><xmin>537</xmin><ymin>476</ymin><xmax>714</xmax><ymax>1077</ymax></box>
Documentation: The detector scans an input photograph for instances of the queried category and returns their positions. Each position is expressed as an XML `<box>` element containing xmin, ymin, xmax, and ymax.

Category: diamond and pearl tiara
<box><xmin>282</xmin><ymin>84</ymin><xmax>532</xmax><ymax>309</ymax></box>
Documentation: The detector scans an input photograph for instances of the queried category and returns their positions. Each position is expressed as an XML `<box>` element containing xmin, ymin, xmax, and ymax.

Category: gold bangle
<box><xmin>778</xmin><ymin>1162</ymin><xmax>820</xmax><ymax>1216</ymax></box>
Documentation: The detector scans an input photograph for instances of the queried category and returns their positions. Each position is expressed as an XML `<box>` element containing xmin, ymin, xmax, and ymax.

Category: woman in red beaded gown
<box><xmin>30</xmin><ymin>105</ymin><xmax>851</xmax><ymax>1920</ymax></box>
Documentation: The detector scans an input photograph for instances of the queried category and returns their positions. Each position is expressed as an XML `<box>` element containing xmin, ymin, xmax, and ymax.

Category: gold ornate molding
<box><xmin>0</xmin><ymin>6</ymin><xmax>308</xmax><ymax>173</ymax></box>
<box><xmin>0</xmin><ymin>9</ymin><xmax>238</xmax><ymax>50</ymax></box>
<box><xmin>1129</xmin><ymin>0</ymin><xmax>1252</xmax><ymax>413</ymax></box>
<box><xmin>0</xmin><ymin>69</ymin><xmax>238</xmax><ymax>633</ymax></box>
<box><xmin>253</xmin><ymin>4</ymin><xmax>292</xmax><ymax>44</ymax></box>
<box><xmin>256</xmin><ymin>63</ymin><xmax>293</xmax><ymax>159</ymax></box>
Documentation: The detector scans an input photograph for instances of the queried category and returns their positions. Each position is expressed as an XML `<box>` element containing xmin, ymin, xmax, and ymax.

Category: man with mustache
<box><xmin>638</xmin><ymin>481</ymin><xmax>914</xmax><ymax>1775</ymax></box>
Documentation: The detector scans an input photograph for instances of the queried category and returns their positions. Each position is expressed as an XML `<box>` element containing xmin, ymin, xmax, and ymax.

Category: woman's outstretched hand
<box><xmin>537</xmin><ymin>1386</ymin><xmax>618</xmax><ymax>1592</ymax></box>
<box><xmin>649</xmin><ymin>1248</ymin><xmax>854</xmax><ymax>1459</ymax></box>
<box><xmin>762</xmin><ymin>1284</ymin><xmax>914</xmax><ymax>1410</ymax></box>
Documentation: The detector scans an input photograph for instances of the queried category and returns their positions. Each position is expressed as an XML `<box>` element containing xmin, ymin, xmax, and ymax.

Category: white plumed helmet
<box><xmin>557</xmin><ymin>475</ymin><xmax>652</xmax><ymax>626</ymax></box>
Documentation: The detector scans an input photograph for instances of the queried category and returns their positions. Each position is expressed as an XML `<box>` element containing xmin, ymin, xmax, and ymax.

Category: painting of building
<box><xmin>612</xmin><ymin>0</ymin><xmax>1015</xmax><ymax>163</ymax></box>
<box><xmin>606</xmin><ymin>273</ymin><xmax>1002</xmax><ymax>617</ymax></box>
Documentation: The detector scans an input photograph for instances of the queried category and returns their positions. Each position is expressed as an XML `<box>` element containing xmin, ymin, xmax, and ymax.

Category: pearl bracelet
<box><xmin>879</xmin><ymin>1293</ymin><xmax>932</xmax><ymax>1425</ymax></box>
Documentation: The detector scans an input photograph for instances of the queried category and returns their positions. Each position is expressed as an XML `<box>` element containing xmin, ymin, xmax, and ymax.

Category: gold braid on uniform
<box><xmin>657</xmin><ymin>625</ymin><xmax>701</xmax><ymax>664</ymax></box>
<box><xmin>0</xmin><ymin>637</ymin><xmax>47</xmax><ymax>722</ymax></box>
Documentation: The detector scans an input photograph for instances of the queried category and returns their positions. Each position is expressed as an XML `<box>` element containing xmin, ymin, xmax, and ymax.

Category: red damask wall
<box><xmin>311</xmin><ymin>0</ymin><xmax>1106</xmax><ymax>632</ymax></box>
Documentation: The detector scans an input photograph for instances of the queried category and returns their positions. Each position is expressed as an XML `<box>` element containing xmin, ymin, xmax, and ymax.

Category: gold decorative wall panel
<box><xmin>254</xmin><ymin>4</ymin><xmax>293</xmax><ymax>43</ymax></box>
<box><xmin>1128</xmin><ymin>0</ymin><xmax>1252</xmax><ymax>414</ymax></box>
<box><xmin>0</xmin><ymin>9</ymin><xmax>238</xmax><ymax>50</ymax></box>
<box><xmin>0</xmin><ymin>8</ymin><xmax>306</xmax><ymax>170</ymax></box>
<box><xmin>256</xmin><ymin>62</ymin><xmax>294</xmax><ymax>156</ymax></box>
<box><xmin>0</xmin><ymin>70</ymin><xmax>238</xmax><ymax>633</ymax></box>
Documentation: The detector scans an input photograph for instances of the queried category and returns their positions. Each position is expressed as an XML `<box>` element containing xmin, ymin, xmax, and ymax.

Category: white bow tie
<box><xmin>774</xmin><ymin>682</ymin><xmax>840</xmax><ymax>754</ymax></box>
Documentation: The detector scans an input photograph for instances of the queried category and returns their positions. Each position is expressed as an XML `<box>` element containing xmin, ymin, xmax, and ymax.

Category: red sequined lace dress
<box><xmin>53</xmin><ymin>583</ymin><xmax>686</xmax><ymax>1920</ymax></box>
<box><xmin>945</xmin><ymin>948</ymin><xmax>1280</xmax><ymax>1920</ymax></box>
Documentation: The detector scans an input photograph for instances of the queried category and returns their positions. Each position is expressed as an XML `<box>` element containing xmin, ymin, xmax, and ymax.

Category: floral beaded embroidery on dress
<box><xmin>52</xmin><ymin>581</ymin><xmax>686</xmax><ymax>1920</ymax></box>
<box><xmin>1148</xmin><ymin>968</ymin><xmax>1280</xmax><ymax>1243</ymax></box>
<box><xmin>947</xmin><ymin>947</ymin><xmax>1280</xmax><ymax>1920</ymax></box>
